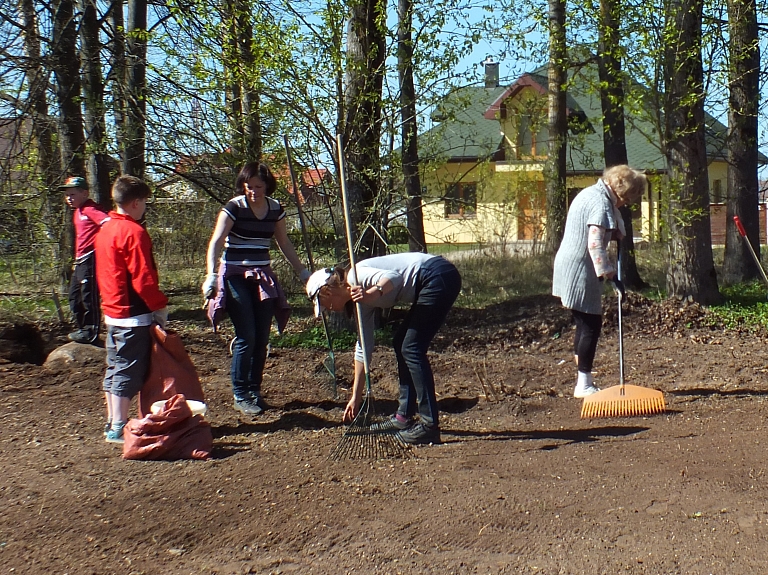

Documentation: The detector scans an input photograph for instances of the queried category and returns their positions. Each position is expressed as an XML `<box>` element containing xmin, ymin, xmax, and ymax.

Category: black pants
<box><xmin>68</xmin><ymin>253</ymin><xmax>100</xmax><ymax>333</ymax></box>
<box><xmin>572</xmin><ymin>309</ymin><xmax>602</xmax><ymax>373</ymax></box>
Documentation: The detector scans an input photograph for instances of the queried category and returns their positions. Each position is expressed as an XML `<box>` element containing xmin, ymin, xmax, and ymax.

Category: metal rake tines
<box><xmin>329</xmin><ymin>397</ymin><xmax>413</xmax><ymax>460</ymax></box>
<box><xmin>329</xmin><ymin>425</ymin><xmax>413</xmax><ymax>460</ymax></box>
<box><xmin>581</xmin><ymin>396</ymin><xmax>666</xmax><ymax>419</ymax></box>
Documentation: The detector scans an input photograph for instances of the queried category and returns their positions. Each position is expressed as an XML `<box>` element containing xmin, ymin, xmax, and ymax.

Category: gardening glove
<box><xmin>202</xmin><ymin>273</ymin><xmax>217</xmax><ymax>299</ymax></box>
<box><xmin>299</xmin><ymin>268</ymin><xmax>311</xmax><ymax>283</ymax></box>
<box><xmin>610</xmin><ymin>278</ymin><xmax>626</xmax><ymax>300</ymax></box>
<box><xmin>152</xmin><ymin>306</ymin><xmax>168</xmax><ymax>328</ymax></box>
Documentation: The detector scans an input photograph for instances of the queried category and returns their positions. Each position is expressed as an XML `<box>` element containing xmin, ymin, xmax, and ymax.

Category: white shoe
<box><xmin>574</xmin><ymin>372</ymin><xmax>600</xmax><ymax>398</ymax></box>
<box><xmin>574</xmin><ymin>382</ymin><xmax>601</xmax><ymax>398</ymax></box>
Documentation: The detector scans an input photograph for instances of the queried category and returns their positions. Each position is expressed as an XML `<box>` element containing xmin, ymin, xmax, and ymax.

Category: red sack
<box><xmin>123</xmin><ymin>394</ymin><xmax>212</xmax><ymax>460</ymax></box>
<box><xmin>138</xmin><ymin>325</ymin><xmax>205</xmax><ymax>417</ymax></box>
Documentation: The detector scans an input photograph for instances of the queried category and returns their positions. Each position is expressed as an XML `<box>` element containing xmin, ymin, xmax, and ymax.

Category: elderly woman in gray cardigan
<box><xmin>552</xmin><ymin>165</ymin><xmax>647</xmax><ymax>398</ymax></box>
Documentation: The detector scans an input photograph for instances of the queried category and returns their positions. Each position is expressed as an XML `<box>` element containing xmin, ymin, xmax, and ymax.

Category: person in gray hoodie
<box><xmin>552</xmin><ymin>165</ymin><xmax>647</xmax><ymax>398</ymax></box>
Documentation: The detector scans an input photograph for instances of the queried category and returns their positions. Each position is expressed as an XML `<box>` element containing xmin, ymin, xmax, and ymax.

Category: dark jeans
<box><xmin>572</xmin><ymin>309</ymin><xmax>602</xmax><ymax>373</ymax></box>
<box><xmin>394</xmin><ymin>257</ymin><xmax>462</xmax><ymax>428</ymax></box>
<box><xmin>225</xmin><ymin>274</ymin><xmax>276</xmax><ymax>401</ymax></box>
<box><xmin>68</xmin><ymin>253</ymin><xmax>100</xmax><ymax>333</ymax></box>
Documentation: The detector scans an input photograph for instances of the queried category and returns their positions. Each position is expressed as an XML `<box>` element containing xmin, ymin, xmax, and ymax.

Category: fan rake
<box><xmin>329</xmin><ymin>133</ymin><xmax>412</xmax><ymax>460</ymax></box>
<box><xmin>328</xmin><ymin>389</ymin><xmax>413</xmax><ymax>460</ymax></box>
<box><xmin>581</xmin><ymin>250</ymin><xmax>665</xmax><ymax>418</ymax></box>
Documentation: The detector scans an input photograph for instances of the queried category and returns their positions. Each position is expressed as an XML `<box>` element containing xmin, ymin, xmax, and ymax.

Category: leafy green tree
<box><xmin>397</xmin><ymin>0</ymin><xmax>426</xmax><ymax>252</ymax></box>
<box><xmin>663</xmin><ymin>0</ymin><xmax>721</xmax><ymax>304</ymax></box>
<box><xmin>342</xmin><ymin>0</ymin><xmax>386</xmax><ymax>258</ymax></box>
<box><xmin>595</xmin><ymin>0</ymin><xmax>645</xmax><ymax>288</ymax></box>
<box><xmin>544</xmin><ymin>0</ymin><xmax>567</xmax><ymax>255</ymax></box>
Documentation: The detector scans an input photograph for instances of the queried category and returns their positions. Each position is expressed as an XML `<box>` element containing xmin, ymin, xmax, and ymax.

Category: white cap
<box><xmin>306</xmin><ymin>268</ymin><xmax>334</xmax><ymax>317</ymax></box>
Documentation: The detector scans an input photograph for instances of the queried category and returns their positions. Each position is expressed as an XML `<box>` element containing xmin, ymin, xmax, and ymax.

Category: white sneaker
<box><xmin>573</xmin><ymin>372</ymin><xmax>600</xmax><ymax>398</ymax></box>
<box><xmin>574</xmin><ymin>382</ymin><xmax>601</xmax><ymax>398</ymax></box>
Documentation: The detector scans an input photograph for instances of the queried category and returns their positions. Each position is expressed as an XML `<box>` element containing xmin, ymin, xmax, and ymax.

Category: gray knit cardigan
<box><xmin>552</xmin><ymin>179</ymin><xmax>619</xmax><ymax>315</ymax></box>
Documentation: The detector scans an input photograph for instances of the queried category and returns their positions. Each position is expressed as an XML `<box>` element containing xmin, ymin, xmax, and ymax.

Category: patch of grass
<box><xmin>159</xmin><ymin>264</ymin><xmax>207</xmax><ymax>295</ymax></box>
<box><xmin>452</xmin><ymin>251</ymin><xmax>554</xmax><ymax>307</ymax></box>
<box><xmin>270</xmin><ymin>324</ymin><xmax>391</xmax><ymax>350</ymax></box>
<box><xmin>0</xmin><ymin>294</ymin><xmax>60</xmax><ymax>323</ymax></box>
<box><xmin>425</xmin><ymin>243</ymin><xmax>485</xmax><ymax>257</ymax></box>
<box><xmin>705</xmin><ymin>281</ymin><xmax>768</xmax><ymax>332</ymax></box>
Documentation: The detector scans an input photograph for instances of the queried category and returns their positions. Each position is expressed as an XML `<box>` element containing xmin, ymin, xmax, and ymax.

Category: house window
<box><xmin>445</xmin><ymin>182</ymin><xmax>477</xmax><ymax>218</ymax></box>
<box><xmin>712</xmin><ymin>179</ymin><xmax>723</xmax><ymax>203</ymax></box>
<box><xmin>516</xmin><ymin>114</ymin><xmax>548</xmax><ymax>159</ymax></box>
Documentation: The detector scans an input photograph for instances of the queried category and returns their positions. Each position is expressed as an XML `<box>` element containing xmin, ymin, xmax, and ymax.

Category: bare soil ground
<box><xmin>3</xmin><ymin>294</ymin><xmax>768</xmax><ymax>575</ymax></box>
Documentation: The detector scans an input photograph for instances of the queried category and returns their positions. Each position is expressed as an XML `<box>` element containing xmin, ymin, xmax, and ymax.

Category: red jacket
<box><xmin>95</xmin><ymin>212</ymin><xmax>168</xmax><ymax>319</ymax></box>
<box><xmin>73</xmin><ymin>199</ymin><xmax>109</xmax><ymax>258</ymax></box>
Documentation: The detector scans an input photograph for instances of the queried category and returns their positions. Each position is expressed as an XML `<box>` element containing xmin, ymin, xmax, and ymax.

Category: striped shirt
<box><xmin>220</xmin><ymin>195</ymin><xmax>285</xmax><ymax>266</ymax></box>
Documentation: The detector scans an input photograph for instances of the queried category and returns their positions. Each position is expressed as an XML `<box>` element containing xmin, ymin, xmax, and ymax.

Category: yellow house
<box><xmin>418</xmin><ymin>62</ymin><xmax>737</xmax><ymax>248</ymax></box>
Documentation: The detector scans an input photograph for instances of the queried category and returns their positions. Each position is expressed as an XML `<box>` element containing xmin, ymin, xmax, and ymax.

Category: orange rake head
<box><xmin>580</xmin><ymin>384</ymin><xmax>666</xmax><ymax>419</ymax></box>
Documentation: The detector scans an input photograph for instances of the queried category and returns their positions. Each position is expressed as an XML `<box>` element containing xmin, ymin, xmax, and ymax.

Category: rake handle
<box><xmin>733</xmin><ymin>215</ymin><xmax>768</xmax><ymax>289</ymax></box>
<box><xmin>336</xmin><ymin>134</ymin><xmax>373</xmax><ymax>394</ymax></box>
<box><xmin>616</xmin><ymin>240</ymin><xmax>624</xmax><ymax>390</ymax></box>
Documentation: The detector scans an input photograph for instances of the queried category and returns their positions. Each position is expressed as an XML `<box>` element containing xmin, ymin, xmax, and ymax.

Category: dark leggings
<box><xmin>572</xmin><ymin>310</ymin><xmax>602</xmax><ymax>373</ymax></box>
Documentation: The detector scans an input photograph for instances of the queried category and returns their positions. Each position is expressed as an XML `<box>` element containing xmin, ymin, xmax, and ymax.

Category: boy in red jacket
<box><xmin>95</xmin><ymin>176</ymin><xmax>168</xmax><ymax>444</ymax></box>
<box><xmin>59</xmin><ymin>176</ymin><xmax>110</xmax><ymax>344</ymax></box>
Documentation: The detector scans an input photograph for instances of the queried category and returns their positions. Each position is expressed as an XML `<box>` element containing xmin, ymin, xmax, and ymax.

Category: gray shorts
<box><xmin>103</xmin><ymin>325</ymin><xmax>151</xmax><ymax>398</ymax></box>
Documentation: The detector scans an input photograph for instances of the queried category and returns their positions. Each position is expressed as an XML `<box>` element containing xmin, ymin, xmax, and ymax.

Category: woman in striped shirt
<box><xmin>203</xmin><ymin>161</ymin><xmax>310</xmax><ymax>415</ymax></box>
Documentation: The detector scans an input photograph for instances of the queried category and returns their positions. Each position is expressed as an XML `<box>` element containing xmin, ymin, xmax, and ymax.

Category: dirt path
<box><xmin>2</xmin><ymin>296</ymin><xmax>768</xmax><ymax>574</ymax></box>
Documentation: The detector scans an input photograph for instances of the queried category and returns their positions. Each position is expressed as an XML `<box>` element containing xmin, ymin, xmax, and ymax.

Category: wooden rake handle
<box><xmin>335</xmin><ymin>134</ymin><xmax>373</xmax><ymax>394</ymax></box>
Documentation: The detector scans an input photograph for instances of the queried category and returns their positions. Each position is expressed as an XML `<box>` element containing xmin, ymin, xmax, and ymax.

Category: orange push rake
<box><xmin>581</xmin><ymin>257</ymin><xmax>665</xmax><ymax>418</ymax></box>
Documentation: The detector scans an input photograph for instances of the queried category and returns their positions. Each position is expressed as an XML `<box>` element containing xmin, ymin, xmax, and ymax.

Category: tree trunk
<box><xmin>596</xmin><ymin>0</ymin><xmax>645</xmax><ymax>289</ymax></box>
<box><xmin>236</xmin><ymin>2</ymin><xmax>261</xmax><ymax>161</ymax></box>
<box><xmin>222</xmin><ymin>0</ymin><xmax>243</xmax><ymax>158</ymax></box>
<box><xmin>21</xmin><ymin>0</ymin><xmax>65</xmax><ymax>287</ymax></box>
<box><xmin>343</xmin><ymin>0</ymin><xmax>386</xmax><ymax>259</ymax></box>
<box><xmin>107</xmin><ymin>0</ymin><xmax>126</xmax><ymax>175</ymax></box>
<box><xmin>723</xmin><ymin>0</ymin><xmax>760</xmax><ymax>285</ymax></box>
<box><xmin>79</xmin><ymin>0</ymin><xmax>112</xmax><ymax>208</ymax></box>
<box><xmin>52</xmin><ymin>0</ymin><xmax>86</xmax><ymax>178</ymax></box>
<box><xmin>397</xmin><ymin>0</ymin><xmax>426</xmax><ymax>253</ymax></box>
<box><xmin>544</xmin><ymin>0</ymin><xmax>567</xmax><ymax>255</ymax></box>
<box><xmin>123</xmin><ymin>0</ymin><xmax>147</xmax><ymax>177</ymax></box>
<box><xmin>663</xmin><ymin>0</ymin><xmax>721</xmax><ymax>304</ymax></box>
<box><xmin>20</xmin><ymin>0</ymin><xmax>58</xmax><ymax>189</ymax></box>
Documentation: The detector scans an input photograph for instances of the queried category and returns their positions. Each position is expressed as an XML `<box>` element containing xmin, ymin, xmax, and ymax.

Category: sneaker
<box><xmin>574</xmin><ymin>381</ymin><xmax>601</xmax><ymax>398</ymax></box>
<box><xmin>105</xmin><ymin>422</ymin><xmax>125</xmax><ymax>444</ymax></box>
<box><xmin>234</xmin><ymin>397</ymin><xmax>263</xmax><ymax>416</ymax></box>
<box><xmin>397</xmin><ymin>423</ymin><xmax>441</xmax><ymax>445</ymax></box>
<box><xmin>103</xmin><ymin>420</ymin><xmax>112</xmax><ymax>436</ymax></box>
<box><xmin>68</xmin><ymin>328</ymin><xmax>98</xmax><ymax>345</ymax></box>
<box><xmin>252</xmin><ymin>393</ymin><xmax>266</xmax><ymax>409</ymax></box>
<box><xmin>369</xmin><ymin>414</ymin><xmax>412</xmax><ymax>432</ymax></box>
